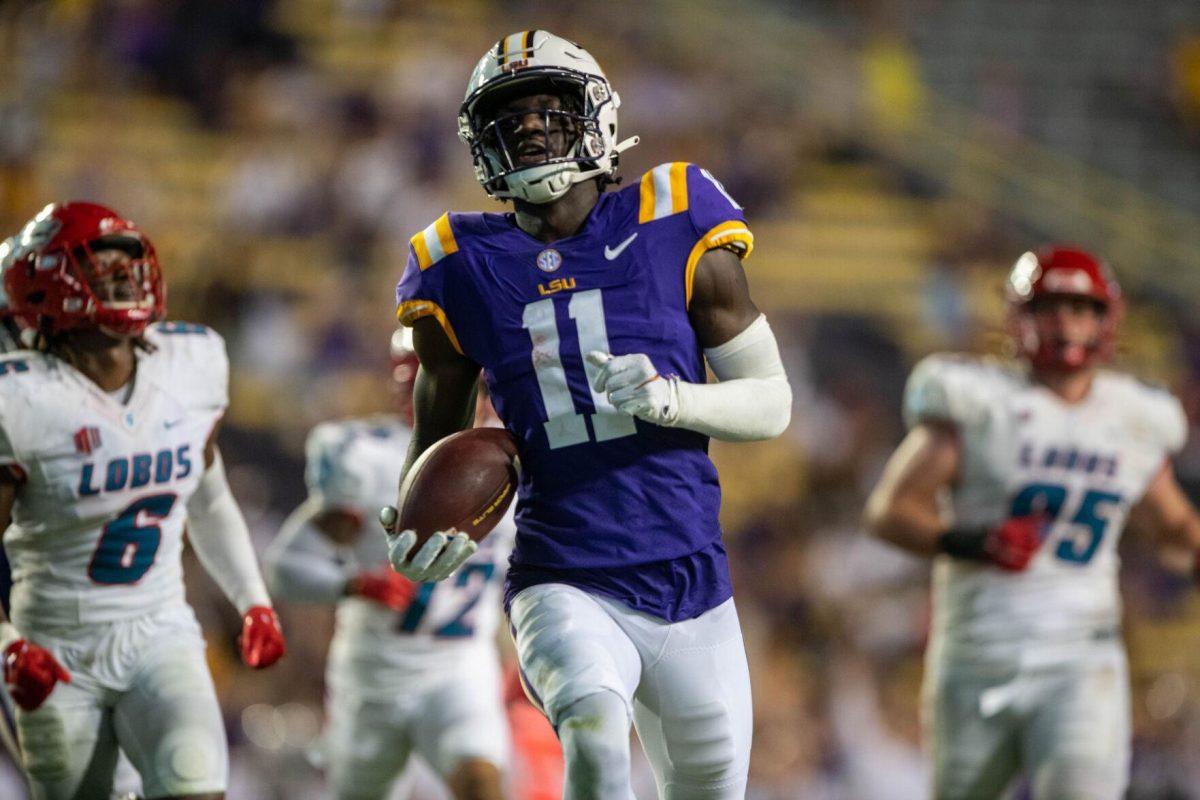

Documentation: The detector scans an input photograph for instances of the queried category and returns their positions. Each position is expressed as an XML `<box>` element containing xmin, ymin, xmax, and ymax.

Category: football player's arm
<box><xmin>587</xmin><ymin>247</ymin><xmax>792</xmax><ymax>441</ymax></box>
<box><xmin>265</xmin><ymin>500</ymin><xmax>416</xmax><ymax>610</ymax></box>
<box><xmin>403</xmin><ymin>315</ymin><xmax>481</xmax><ymax>475</ymax></box>
<box><xmin>0</xmin><ymin>473</ymin><xmax>72</xmax><ymax>709</ymax></box>
<box><xmin>381</xmin><ymin>315</ymin><xmax>480</xmax><ymax>582</ymax></box>
<box><xmin>185</xmin><ymin>425</ymin><xmax>284</xmax><ymax>668</ymax></box>
<box><xmin>1127</xmin><ymin>462</ymin><xmax>1200</xmax><ymax>570</ymax></box>
<box><xmin>865</xmin><ymin>421</ymin><xmax>1046</xmax><ymax>569</ymax></box>
<box><xmin>264</xmin><ymin>499</ymin><xmax>358</xmax><ymax>604</ymax></box>
<box><xmin>864</xmin><ymin>422</ymin><xmax>962</xmax><ymax>556</ymax></box>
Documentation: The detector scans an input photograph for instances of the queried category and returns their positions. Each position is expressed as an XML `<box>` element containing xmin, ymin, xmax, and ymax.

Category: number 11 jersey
<box><xmin>396</xmin><ymin>163</ymin><xmax>754</xmax><ymax>622</ymax></box>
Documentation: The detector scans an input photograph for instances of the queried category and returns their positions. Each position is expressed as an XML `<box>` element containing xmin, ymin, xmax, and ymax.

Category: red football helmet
<box><xmin>1005</xmin><ymin>245</ymin><xmax>1123</xmax><ymax>372</ymax></box>
<box><xmin>2</xmin><ymin>202</ymin><xmax>165</xmax><ymax>338</ymax></box>
<box><xmin>390</xmin><ymin>327</ymin><xmax>419</xmax><ymax>426</ymax></box>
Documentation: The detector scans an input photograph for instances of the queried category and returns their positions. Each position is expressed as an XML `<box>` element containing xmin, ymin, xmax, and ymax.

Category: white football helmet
<box><xmin>459</xmin><ymin>30</ymin><xmax>639</xmax><ymax>204</ymax></box>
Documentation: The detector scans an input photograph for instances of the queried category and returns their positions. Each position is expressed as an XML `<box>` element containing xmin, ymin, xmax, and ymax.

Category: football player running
<box><xmin>865</xmin><ymin>246</ymin><xmax>1200</xmax><ymax>799</ymax></box>
<box><xmin>264</xmin><ymin>329</ymin><xmax>512</xmax><ymax>800</ymax></box>
<box><xmin>382</xmin><ymin>31</ymin><xmax>792</xmax><ymax>799</ymax></box>
<box><xmin>0</xmin><ymin>202</ymin><xmax>286</xmax><ymax>800</ymax></box>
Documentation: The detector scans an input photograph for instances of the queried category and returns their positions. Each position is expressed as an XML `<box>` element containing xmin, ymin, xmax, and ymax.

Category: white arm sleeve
<box><xmin>670</xmin><ymin>314</ymin><xmax>792</xmax><ymax>441</ymax></box>
<box><xmin>185</xmin><ymin>450</ymin><xmax>272</xmax><ymax>614</ymax></box>
<box><xmin>263</xmin><ymin>498</ymin><xmax>353</xmax><ymax>605</ymax></box>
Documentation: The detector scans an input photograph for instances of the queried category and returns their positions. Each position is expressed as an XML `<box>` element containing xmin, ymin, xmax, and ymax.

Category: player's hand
<box><xmin>984</xmin><ymin>515</ymin><xmax>1047</xmax><ymax>571</ymax></box>
<box><xmin>3</xmin><ymin>640</ymin><xmax>71</xmax><ymax>711</ymax></box>
<box><xmin>939</xmin><ymin>514</ymin><xmax>1048</xmax><ymax>571</ymax></box>
<box><xmin>240</xmin><ymin>606</ymin><xmax>286</xmax><ymax>669</ymax></box>
<box><xmin>379</xmin><ymin>505</ymin><xmax>477</xmax><ymax>582</ymax></box>
<box><xmin>347</xmin><ymin>566</ymin><xmax>419</xmax><ymax>611</ymax></box>
<box><xmin>585</xmin><ymin>351</ymin><xmax>678</xmax><ymax>425</ymax></box>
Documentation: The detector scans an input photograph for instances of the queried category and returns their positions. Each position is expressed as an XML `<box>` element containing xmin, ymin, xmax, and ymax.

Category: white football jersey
<box><xmin>0</xmin><ymin>323</ymin><xmax>227</xmax><ymax>629</ymax></box>
<box><xmin>905</xmin><ymin>354</ymin><xmax>1186</xmax><ymax>665</ymax></box>
<box><xmin>304</xmin><ymin>416</ymin><xmax>514</xmax><ymax>685</ymax></box>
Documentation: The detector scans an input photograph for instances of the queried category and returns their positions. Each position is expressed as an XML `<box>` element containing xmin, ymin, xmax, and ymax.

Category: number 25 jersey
<box><xmin>396</xmin><ymin>163</ymin><xmax>754</xmax><ymax>622</ymax></box>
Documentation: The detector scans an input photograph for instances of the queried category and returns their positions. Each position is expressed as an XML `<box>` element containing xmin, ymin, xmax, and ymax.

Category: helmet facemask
<box><xmin>68</xmin><ymin>234</ymin><xmax>163</xmax><ymax>337</ymax></box>
<box><xmin>1015</xmin><ymin>294</ymin><xmax>1111</xmax><ymax>372</ymax></box>
<box><xmin>462</xmin><ymin>73</ymin><xmax>614</xmax><ymax>204</ymax></box>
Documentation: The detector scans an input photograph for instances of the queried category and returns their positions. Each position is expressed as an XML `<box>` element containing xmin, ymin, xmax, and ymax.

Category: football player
<box><xmin>264</xmin><ymin>328</ymin><xmax>512</xmax><ymax>800</ymax></box>
<box><xmin>0</xmin><ymin>202</ymin><xmax>286</xmax><ymax>800</ymax></box>
<box><xmin>864</xmin><ymin>246</ymin><xmax>1200</xmax><ymax>798</ymax></box>
<box><xmin>382</xmin><ymin>31</ymin><xmax>792</xmax><ymax>799</ymax></box>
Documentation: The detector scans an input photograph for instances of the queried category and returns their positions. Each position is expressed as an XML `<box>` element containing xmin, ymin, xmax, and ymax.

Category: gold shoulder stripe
<box><xmin>410</xmin><ymin>230</ymin><xmax>432</xmax><ymax>270</ymax></box>
<box><xmin>638</xmin><ymin>162</ymin><xmax>691</xmax><ymax>223</ymax></box>
<box><xmin>410</xmin><ymin>213</ymin><xmax>458</xmax><ymax>271</ymax></box>
<box><xmin>668</xmin><ymin>161</ymin><xmax>688</xmax><ymax>214</ymax></box>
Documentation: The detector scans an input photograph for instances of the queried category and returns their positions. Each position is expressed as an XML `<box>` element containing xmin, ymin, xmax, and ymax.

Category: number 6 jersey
<box><xmin>0</xmin><ymin>323</ymin><xmax>225</xmax><ymax>630</ymax></box>
<box><xmin>905</xmin><ymin>354</ymin><xmax>1188</xmax><ymax>665</ymax></box>
<box><xmin>395</xmin><ymin>163</ymin><xmax>754</xmax><ymax>622</ymax></box>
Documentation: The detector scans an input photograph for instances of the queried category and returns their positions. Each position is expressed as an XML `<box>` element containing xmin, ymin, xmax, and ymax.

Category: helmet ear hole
<box><xmin>25</xmin><ymin>291</ymin><xmax>44</xmax><ymax>305</ymax></box>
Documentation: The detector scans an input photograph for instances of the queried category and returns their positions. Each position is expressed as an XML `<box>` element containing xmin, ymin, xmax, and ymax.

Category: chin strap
<box><xmin>509</xmin><ymin>135</ymin><xmax>644</xmax><ymax>202</ymax></box>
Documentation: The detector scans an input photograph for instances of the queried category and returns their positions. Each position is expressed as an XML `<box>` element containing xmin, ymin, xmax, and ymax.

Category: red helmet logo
<box><xmin>1005</xmin><ymin>245</ymin><xmax>1123</xmax><ymax>372</ymax></box>
<box><xmin>2</xmin><ymin>202</ymin><xmax>165</xmax><ymax>338</ymax></box>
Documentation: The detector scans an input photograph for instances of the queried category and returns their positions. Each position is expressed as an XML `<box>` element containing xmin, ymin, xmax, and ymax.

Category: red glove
<box><xmin>4</xmin><ymin>640</ymin><xmax>71</xmax><ymax>711</ymax></box>
<box><xmin>347</xmin><ymin>567</ymin><xmax>418</xmax><ymax>611</ymax></box>
<box><xmin>939</xmin><ymin>514</ymin><xmax>1048</xmax><ymax>572</ymax></box>
<box><xmin>240</xmin><ymin>606</ymin><xmax>286</xmax><ymax>669</ymax></box>
<box><xmin>984</xmin><ymin>515</ymin><xmax>1047</xmax><ymax>571</ymax></box>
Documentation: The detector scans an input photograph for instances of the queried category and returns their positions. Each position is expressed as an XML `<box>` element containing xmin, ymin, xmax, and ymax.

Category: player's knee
<box><xmin>447</xmin><ymin>757</ymin><xmax>504</xmax><ymax>800</ymax></box>
<box><xmin>661</xmin><ymin>702</ymin><xmax>745</xmax><ymax>786</ymax></box>
<box><xmin>557</xmin><ymin>691</ymin><xmax>633</xmax><ymax>797</ymax></box>
<box><xmin>148</xmin><ymin>727</ymin><xmax>224</xmax><ymax>797</ymax></box>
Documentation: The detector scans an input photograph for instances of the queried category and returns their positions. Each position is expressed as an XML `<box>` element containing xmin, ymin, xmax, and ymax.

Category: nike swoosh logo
<box><xmin>604</xmin><ymin>232</ymin><xmax>638</xmax><ymax>261</ymax></box>
<box><xmin>163</xmin><ymin>419</ymin><xmax>184</xmax><ymax>429</ymax></box>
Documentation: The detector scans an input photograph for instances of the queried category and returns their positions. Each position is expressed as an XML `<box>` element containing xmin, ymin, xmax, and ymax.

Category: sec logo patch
<box><xmin>536</xmin><ymin>249</ymin><xmax>563</xmax><ymax>273</ymax></box>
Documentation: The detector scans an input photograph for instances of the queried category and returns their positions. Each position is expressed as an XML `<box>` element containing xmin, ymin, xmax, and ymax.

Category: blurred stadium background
<box><xmin>3</xmin><ymin>0</ymin><xmax>1200</xmax><ymax>797</ymax></box>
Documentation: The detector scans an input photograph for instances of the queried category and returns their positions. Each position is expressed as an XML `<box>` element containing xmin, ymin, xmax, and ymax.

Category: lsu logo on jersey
<box><xmin>78</xmin><ymin>445</ymin><xmax>193</xmax><ymax>497</ymax></box>
<box><xmin>537</xmin><ymin>277</ymin><xmax>576</xmax><ymax>296</ymax></box>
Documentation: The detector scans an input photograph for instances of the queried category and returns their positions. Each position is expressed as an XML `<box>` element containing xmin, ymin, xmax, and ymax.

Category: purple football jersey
<box><xmin>396</xmin><ymin>162</ymin><xmax>754</xmax><ymax>621</ymax></box>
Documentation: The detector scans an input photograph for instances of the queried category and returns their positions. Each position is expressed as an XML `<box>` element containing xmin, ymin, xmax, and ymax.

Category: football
<box><xmin>397</xmin><ymin>427</ymin><xmax>520</xmax><ymax>547</ymax></box>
